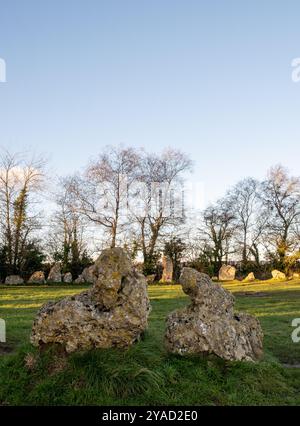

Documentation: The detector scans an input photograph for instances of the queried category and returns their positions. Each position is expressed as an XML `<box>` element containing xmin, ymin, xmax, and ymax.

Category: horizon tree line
<box><xmin>0</xmin><ymin>146</ymin><xmax>299</xmax><ymax>281</ymax></box>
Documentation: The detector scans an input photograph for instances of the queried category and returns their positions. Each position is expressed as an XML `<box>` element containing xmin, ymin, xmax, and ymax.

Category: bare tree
<box><xmin>47</xmin><ymin>178</ymin><xmax>91</xmax><ymax>276</ymax></box>
<box><xmin>260</xmin><ymin>164</ymin><xmax>300</xmax><ymax>270</ymax></box>
<box><xmin>67</xmin><ymin>146</ymin><xmax>140</xmax><ymax>248</ymax></box>
<box><xmin>226</xmin><ymin>178</ymin><xmax>264</xmax><ymax>267</ymax></box>
<box><xmin>0</xmin><ymin>149</ymin><xmax>46</xmax><ymax>274</ymax></box>
<box><xmin>131</xmin><ymin>148</ymin><xmax>192</xmax><ymax>272</ymax></box>
<box><xmin>199</xmin><ymin>198</ymin><xmax>236</xmax><ymax>273</ymax></box>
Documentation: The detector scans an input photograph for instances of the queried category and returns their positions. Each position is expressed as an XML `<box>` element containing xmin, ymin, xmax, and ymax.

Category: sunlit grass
<box><xmin>1</xmin><ymin>279</ymin><xmax>300</xmax><ymax>405</ymax></box>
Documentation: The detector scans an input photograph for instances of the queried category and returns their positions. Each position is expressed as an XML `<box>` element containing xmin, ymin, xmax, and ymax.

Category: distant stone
<box><xmin>219</xmin><ymin>265</ymin><xmax>236</xmax><ymax>281</ymax></box>
<box><xmin>81</xmin><ymin>265</ymin><xmax>97</xmax><ymax>283</ymax></box>
<box><xmin>28</xmin><ymin>271</ymin><xmax>46</xmax><ymax>284</ymax></box>
<box><xmin>63</xmin><ymin>272</ymin><xmax>73</xmax><ymax>283</ymax></box>
<box><xmin>47</xmin><ymin>262</ymin><xmax>62</xmax><ymax>283</ymax></box>
<box><xmin>211</xmin><ymin>276</ymin><xmax>219</xmax><ymax>282</ymax></box>
<box><xmin>271</xmin><ymin>270</ymin><xmax>286</xmax><ymax>281</ymax></box>
<box><xmin>160</xmin><ymin>255</ymin><xmax>173</xmax><ymax>283</ymax></box>
<box><xmin>5</xmin><ymin>275</ymin><xmax>24</xmax><ymax>285</ymax></box>
<box><xmin>75</xmin><ymin>265</ymin><xmax>97</xmax><ymax>284</ymax></box>
<box><xmin>74</xmin><ymin>275</ymin><xmax>85</xmax><ymax>284</ymax></box>
<box><xmin>243</xmin><ymin>272</ymin><xmax>255</xmax><ymax>283</ymax></box>
<box><xmin>293</xmin><ymin>273</ymin><xmax>300</xmax><ymax>279</ymax></box>
<box><xmin>31</xmin><ymin>248</ymin><xmax>151</xmax><ymax>353</ymax></box>
<box><xmin>146</xmin><ymin>274</ymin><xmax>155</xmax><ymax>284</ymax></box>
<box><xmin>165</xmin><ymin>267</ymin><xmax>263</xmax><ymax>362</ymax></box>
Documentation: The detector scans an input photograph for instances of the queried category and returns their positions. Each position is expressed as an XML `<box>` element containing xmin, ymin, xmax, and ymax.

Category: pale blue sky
<box><xmin>0</xmin><ymin>0</ymin><xmax>300</xmax><ymax>205</ymax></box>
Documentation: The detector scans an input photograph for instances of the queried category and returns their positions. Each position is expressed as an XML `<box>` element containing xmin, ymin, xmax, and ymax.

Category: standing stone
<box><xmin>31</xmin><ymin>248</ymin><xmax>151</xmax><ymax>353</ymax></box>
<box><xmin>160</xmin><ymin>255</ymin><xmax>173</xmax><ymax>283</ymax></box>
<box><xmin>81</xmin><ymin>265</ymin><xmax>97</xmax><ymax>283</ymax></box>
<box><xmin>63</xmin><ymin>272</ymin><xmax>73</xmax><ymax>283</ymax></box>
<box><xmin>75</xmin><ymin>265</ymin><xmax>97</xmax><ymax>284</ymax></box>
<box><xmin>47</xmin><ymin>262</ymin><xmax>62</xmax><ymax>283</ymax></box>
<box><xmin>293</xmin><ymin>273</ymin><xmax>300</xmax><ymax>279</ymax></box>
<box><xmin>74</xmin><ymin>275</ymin><xmax>85</xmax><ymax>284</ymax></box>
<box><xmin>243</xmin><ymin>272</ymin><xmax>255</xmax><ymax>283</ymax></box>
<box><xmin>5</xmin><ymin>275</ymin><xmax>24</xmax><ymax>285</ymax></box>
<box><xmin>165</xmin><ymin>267</ymin><xmax>263</xmax><ymax>362</ymax></box>
<box><xmin>219</xmin><ymin>265</ymin><xmax>236</xmax><ymax>281</ymax></box>
<box><xmin>271</xmin><ymin>270</ymin><xmax>286</xmax><ymax>281</ymax></box>
<box><xmin>28</xmin><ymin>271</ymin><xmax>46</xmax><ymax>284</ymax></box>
<box><xmin>146</xmin><ymin>274</ymin><xmax>156</xmax><ymax>284</ymax></box>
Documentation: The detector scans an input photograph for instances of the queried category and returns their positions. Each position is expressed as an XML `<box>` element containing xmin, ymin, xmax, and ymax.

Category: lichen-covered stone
<box><xmin>165</xmin><ymin>267</ymin><xmax>263</xmax><ymax>362</ymax></box>
<box><xmin>28</xmin><ymin>271</ymin><xmax>46</xmax><ymax>284</ymax></box>
<box><xmin>31</xmin><ymin>248</ymin><xmax>151</xmax><ymax>353</ymax></box>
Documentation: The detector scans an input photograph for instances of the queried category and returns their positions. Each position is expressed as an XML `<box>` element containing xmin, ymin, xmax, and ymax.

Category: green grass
<box><xmin>1</xmin><ymin>280</ymin><xmax>300</xmax><ymax>405</ymax></box>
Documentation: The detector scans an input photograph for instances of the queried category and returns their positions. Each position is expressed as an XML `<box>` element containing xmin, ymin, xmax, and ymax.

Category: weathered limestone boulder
<box><xmin>243</xmin><ymin>272</ymin><xmax>255</xmax><ymax>283</ymax></box>
<box><xmin>31</xmin><ymin>248</ymin><xmax>151</xmax><ymax>353</ymax></box>
<box><xmin>63</xmin><ymin>272</ymin><xmax>72</xmax><ymax>283</ymax></box>
<box><xmin>165</xmin><ymin>267</ymin><xmax>263</xmax><ymax>362</ymax></box>
<box><xmin>160</xmin><ymin>255</ymin><xmax>173</xmax><ymax>283</ymax></box>
<box><xmin>47</xmin><ymin>262</ymin><xmax>62</xmax><ymax>283</ymax></box>
<box><xmin>219</xmin><ymin>265</ymin><xmax>236</xmax><ymax>281</ymax></box>
<box><xmin>271</xmin><ymin>270</ymin><xmax>286</xmax><ymax>281</ymax></box>
<box><xmin>5</xmin><ymin>275</ymin><xmax>24</xmax><ymax>285</ymax></box>
<box><xmin>28</xmin><ymin>271</ymin><xmax>46</xmax><ymax>284</ymax></box>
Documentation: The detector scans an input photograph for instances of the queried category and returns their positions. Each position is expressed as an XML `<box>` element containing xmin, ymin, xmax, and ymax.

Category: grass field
<box><xmin>0</xmin><ymin>279</ymin><xmax>300</xmax><ymax>406</ymax></box>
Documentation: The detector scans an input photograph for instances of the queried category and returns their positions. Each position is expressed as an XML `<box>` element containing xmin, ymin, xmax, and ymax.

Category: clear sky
<box><xmin>0</xmin><ymin>0</ymin><xmax>300</xmax><ymax>205</ymax></box>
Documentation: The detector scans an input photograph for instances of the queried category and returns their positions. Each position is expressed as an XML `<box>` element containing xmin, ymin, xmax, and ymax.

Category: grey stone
<box><xmin>31</xmin><ymin>248</ymin><xmax>151</xmax><ymax>353</ymax></box>
<box><xmin>165</xmin><ymin>267</ymin><xmax>263</xmax><ymax>362</ymax></box>
<box><xmin>5</xmin><ymin>275</ymin><xmax>24</xmax><ymax>285</ymax></box>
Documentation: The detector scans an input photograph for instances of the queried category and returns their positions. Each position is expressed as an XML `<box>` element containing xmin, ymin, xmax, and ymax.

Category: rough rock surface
<box><xmin>5</xmin><ymin>275</ymin><xmax>24</xmax><ymax>285</ymax></box>
<box><xmin>47</xmin><ymin>263</ymin><xmax>62</xmax><ymax>283</ymax></box>
<box><xmin>243</xmin><ymin>272</ymin><xmax>255</xmax><ymax>282</ymax></box>
<box><xmin>63</xmin><ymin>272</ymin><xmax>73</xmax><ymax>283</ymax></box>
<box><xmin>165</xmin><ymin>267</ymin><xmax>263</xmax><ymax>362</ymax></box>
<box><xmin>219</xmin><ymin>265</ymin><xmax>236</xmax><ymax>281</ymax></box>
<box><xmin>28</xmin><ymin>271</ymin><xmax>46</xmax><ymax>284</ymax></box>
<box><xmin>31</xmin><ymin>248</ymin><xmax>151</xmax><ymax>353</ymax></box>
<box><xmin>160</xmin><ymin>255</ymin><xmax>173</xmax><ymax>282</ymax></box>
<box><xmin>272</xmin><ymin>270</ymin><xmax>286</xmax><ymax>281</ymax></box>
